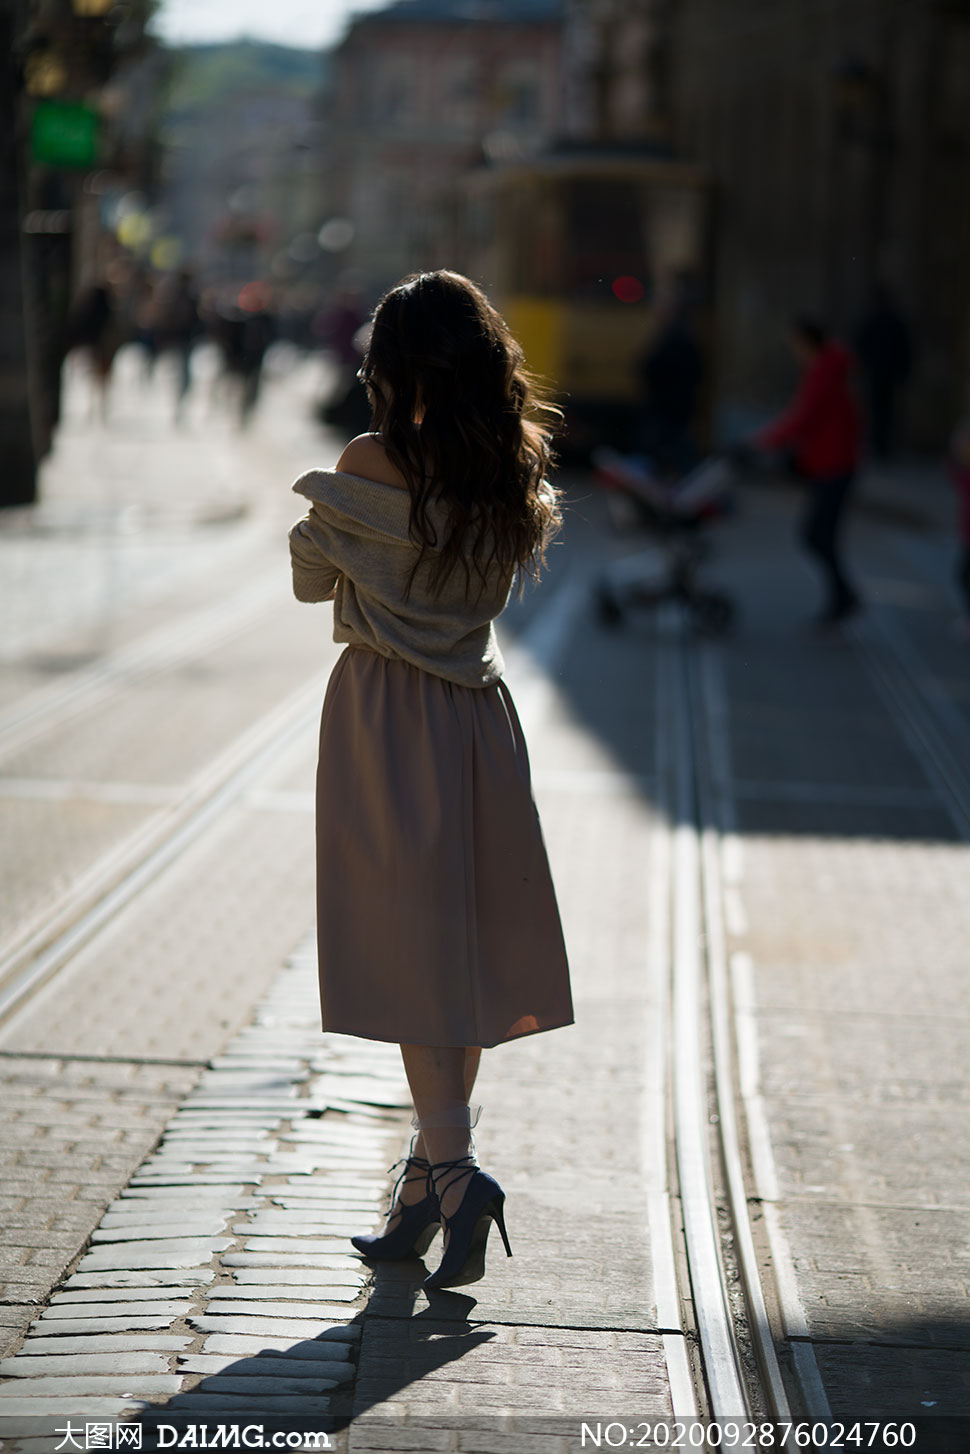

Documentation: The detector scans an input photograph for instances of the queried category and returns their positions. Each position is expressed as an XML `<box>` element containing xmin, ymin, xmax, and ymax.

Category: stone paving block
<box><xmin>183</xmin><ymin>1098</ymin><xmax>302</xmax><ymax>1111</ymax></box>
<box><xmin>130</xmin><ymin>1174</ymin><xmax>261</xmax><ymax>1186</ymax></box>
<box><xmin>51</xmin><ymin>1286</ymin><xmax>200</xmax><ymax>1304</ymax></box>
<box><xmin>268</xmin><ymin>1201</ymin><xmax>380</xmax><ymax>1217</ymax></box>
<box><xmin>222</xmin><ymin>1252</ymin><xmax>359</xmax><ymax>1270</ymax></box>
<box><xmin>90</xmin><ymin>1220</ymin><xmax>229</xmax><ymax>1242</ymax></box>
<box><xmin>201</xmin><ymin>1332</ymin><xmax>360</xmax><ymax>1358</ymax></box>
<box><xmin>307</xmin><ymin>1077</ymin><xmax>409</xmax><ymax>1108</ymax></box>
<box><xmin>0</xmin><ymin>1352</ymin><xmax>172</xmax><ymax>1376</ymax></box>
<box><xmin>20</xmin><ymin>1335</ymin><xmax>193</xmax><ymax>1354</ymax></box>
<box><xmin>240</xmin><ymin>1237</ymin><xmax>352</xmax><ymax>1255</ymax></box>
<box><xmin>191</xmin><ymin>1315</ymin><xmax>358</xmax><ymax>1338</ymax></box>
<box><xmin>40</xmin><ymin>1300</ymin><xmax>190</xmax><ymax>1321</ymax></box>
<box><xmin>0</xmin><ymin>1398</ymin><xmax>138</xmax><ymax>1418</ymax></box>
<box><xmin>162</xmin><ymin>1392</ymin><xmax>334</xmax><ymax>1413</ymax></box>
<box><xmin>118</xmin><ymin>1184</ymin><xmax>247</xmax><ymax>1198</ymax></box>
<box><xmin>102</xmin><ymin>1201</ymin><xmax>259</xmax><ymax>1220</ymax></box>
<box><xmin>27</xmin><ymin>1316</ymin><xmax>187</xmax><ymax>1335</ymax></box>
<box><xmin>179</xmin><ymin>1354</ymin><xmax>352</xmax><ymax>1377</ymax></box>
<box><xmin>65</xmin><ymin>1268</ymin><xmax>214</xmax><ymax>1289</ymax></box>
<box><xmin>0</xmin><ymin>1374</ymin><xmax>183</xmax><ymax>1397</ymax></box>
<box><xmin>77</xmin><ymin>1239</ymin><xmax>231</xmax><ymax>1270</ymax></box>
<box><xmin>159</xmin><ymin>1141</ymin><xmax>277</xmax><ymax>1154</ymax></box>
<box><xmin>230</xmin><ymin>1267</ymin><xmax>364</xmax><ymax>1286</ymax></box>
<box><xmin>189</xmin><ymin>1373</ymin><xmax>345</xmax><ymax>1396</ymax></box>
<box><xmin>272</xmin><ymin>1183</ymin><xmax>386</xmax><ymax>1197</ymax></box>
<box><xmin>205</xmin><ymin>1300</ymin><xmax>361</xmax><ymax>1320</ymax></box>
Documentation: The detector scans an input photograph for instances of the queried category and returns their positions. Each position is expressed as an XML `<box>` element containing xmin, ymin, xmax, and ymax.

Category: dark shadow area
<box><xmin>498</xmin><ymin>473</ymin><xmax>969</xmax><ymax>846</ymax></box>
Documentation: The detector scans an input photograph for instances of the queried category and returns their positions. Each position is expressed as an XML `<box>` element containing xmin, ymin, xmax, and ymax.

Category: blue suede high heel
<box><xmin>351</xmin><ymin>1148</ymin><xmax>440</xmax><ymax>1261</ymax></box>
<box><xmin>423</xmin><ymin>1155</ymin><xmax>512</xmax><ymax>1290</ymax></box>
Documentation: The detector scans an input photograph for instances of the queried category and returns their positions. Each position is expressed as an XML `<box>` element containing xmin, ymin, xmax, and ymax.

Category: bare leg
<box><xmin>405</xmin><ymin>1046</ymin><xmax>481</xmax><ymax>1190</ymax></box>
<box><xmin>400</xmin><ymin>1044</ymin><xmax>481</xmax><ymax>1231</ymax></box>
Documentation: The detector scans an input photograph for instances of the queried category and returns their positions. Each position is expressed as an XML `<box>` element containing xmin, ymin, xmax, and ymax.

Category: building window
<box><xmin>496</xmin><ymin>59</ymin><xmax>540</xmax><ymax>129</ymax></box>
<box><xmin>375</xmin><ymin>55</ymin><xmax>415</xmax><ymax>124</ymax></box>
<box><xmin>441</xmin><ymin>55</ymin><xmax>479</xmax><ymax>130</ymax></box>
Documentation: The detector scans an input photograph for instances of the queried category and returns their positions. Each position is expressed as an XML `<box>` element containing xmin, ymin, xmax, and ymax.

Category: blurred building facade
<box><xmin>560</xmin><ymin>0</ymin><xmax>675</xmax><ymax>146</ymax></box>
<box><xmin>159</xmin><ymin>45</ymin><xmax>325</xmax><ymax>292</ymax></box>
<box><xmin>665</xmin><ymin>0</ymin><xmax>970</xmax><ymax>446</ymax></box>
<box><xmin>2</xmin><ymin>0</ymin><xmax>159</xmax><ymax>504</ymax></box>
<box><xmin>322</xmin><ymin>0</ymin><xmax>563</xmax><ymax>296</ymax></box>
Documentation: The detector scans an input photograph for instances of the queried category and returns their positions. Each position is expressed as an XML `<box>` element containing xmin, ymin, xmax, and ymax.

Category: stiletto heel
<box><xmin>491</xmin><ymin>1198</ymin><xmax>512</xmax><ymax>1259</ymax></box>
<box><xmin>351</xmin><ymin>1143</ymin><xmax>440</xmax><ymax>1261</ymax></box>
<box><xmin>423</xmin><ymin>1156</ymin><xmax>513</xmax><ymax>1291</ymax></box>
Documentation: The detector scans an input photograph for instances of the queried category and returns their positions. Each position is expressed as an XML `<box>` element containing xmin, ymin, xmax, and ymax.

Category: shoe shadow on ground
<box><xmin>133</xmin><ymin>1260</ymin><xmax>494</xmax><ymax>1446</ymax></box>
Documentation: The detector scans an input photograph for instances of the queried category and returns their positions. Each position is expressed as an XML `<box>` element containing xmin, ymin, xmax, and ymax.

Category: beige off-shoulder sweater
<box><xmin>289</xmin><ymin>468</ymin><xmax>516</xmax><ymax>688</ymax></box>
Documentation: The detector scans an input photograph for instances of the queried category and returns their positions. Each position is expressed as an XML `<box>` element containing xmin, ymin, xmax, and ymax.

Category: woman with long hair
<box><xmin>289</xmin><ymin>270</ymin><xmax>573</xmax><ymax>1290</ymax></box>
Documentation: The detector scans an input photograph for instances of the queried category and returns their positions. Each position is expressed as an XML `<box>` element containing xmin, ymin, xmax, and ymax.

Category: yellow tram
<box><xmin>457</xmin><ymin>151</ymin><xmax>712</xmax><ymax>450</ymax></box>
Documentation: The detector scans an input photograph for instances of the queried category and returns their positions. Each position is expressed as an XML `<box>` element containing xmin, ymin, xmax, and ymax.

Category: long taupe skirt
<box><xmin>314</xmin><ymin>644</ymin><xmax>573</xmax><ymax>1048</ymax></box>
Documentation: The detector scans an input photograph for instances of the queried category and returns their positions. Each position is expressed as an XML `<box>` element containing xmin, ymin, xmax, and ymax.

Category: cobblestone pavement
<box><xmin>3</xmin><ymin>355</ymin><xmax>970</xmax><ymax>1447</ymax></box>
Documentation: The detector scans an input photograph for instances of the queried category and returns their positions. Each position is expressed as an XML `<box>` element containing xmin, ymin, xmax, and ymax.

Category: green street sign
<box><xmin>31</xmin><ymin>100</ymin><xmax>100</xmax><ymax>169</ymax></box>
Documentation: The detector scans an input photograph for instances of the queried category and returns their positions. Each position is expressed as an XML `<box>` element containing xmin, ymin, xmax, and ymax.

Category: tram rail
<box><xmin>0</xmin><ymin>668</ymin><xmax>329</xmax><ymax>1033</ymax></box>
<box><xmin>660</xmin><ymin>593</ymin><xmax>970</xmax><ymax>1433</ymax></box>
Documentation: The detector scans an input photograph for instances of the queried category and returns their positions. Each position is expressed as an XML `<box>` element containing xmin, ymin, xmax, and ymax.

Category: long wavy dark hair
<box><xmin>359</xmin><ymin>270</ymin><xmax>562</xmax><ymax>602</ymax></box>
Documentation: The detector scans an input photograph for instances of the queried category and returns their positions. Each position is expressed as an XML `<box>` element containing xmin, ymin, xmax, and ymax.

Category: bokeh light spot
<box><xmin>612</xmin><ymin>275</ymin><xmax>645</xmax><ymax>303</ymax></box>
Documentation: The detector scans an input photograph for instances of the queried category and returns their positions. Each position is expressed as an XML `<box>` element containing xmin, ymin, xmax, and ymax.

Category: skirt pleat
<box><xmin>314</xmin><ymin>645</ymin><xmax>573</xmax><ymax>1048</ymax></box>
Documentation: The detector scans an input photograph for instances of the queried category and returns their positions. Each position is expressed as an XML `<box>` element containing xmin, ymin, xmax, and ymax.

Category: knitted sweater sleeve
<box><xmin>289</xmin><ymin>502</ymin><xmax>341</xmax><ymax>603</ymax></box>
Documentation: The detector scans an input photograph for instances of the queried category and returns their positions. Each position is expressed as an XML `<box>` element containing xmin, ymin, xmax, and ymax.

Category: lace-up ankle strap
<box><xmin>425</xmin><ymin>1155</ymin><xmax>478</xmax><ymax>1210</ymax></box>
<box><xmin>385</xmin><ymin>1148</ymin><xmax>433</xmax><ymax>1211</ymax></box>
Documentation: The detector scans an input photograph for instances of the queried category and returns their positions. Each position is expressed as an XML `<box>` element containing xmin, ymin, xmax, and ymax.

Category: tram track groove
<box><xmin>673</xmin><ymin>593</ymin><xmax>970</xmax><ymax>1431</ymax></box>
<box><xmin>666</xmin><ymin>625</ymin><xmax>752</xmax><ymax>1418</ymax></box>
<box><xmin>0</xmin><ymin>669</ymin><xmax>330</xmax><ymax>1032</ymax></box>
<box><xmin>0</xmin><ymin>572</ymin><xmax>282</xmax><ymax>765</ymax></box>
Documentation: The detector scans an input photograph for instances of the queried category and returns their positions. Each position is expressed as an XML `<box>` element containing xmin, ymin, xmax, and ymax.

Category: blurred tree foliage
<box><xmin>161</xmin><ymin>40</ymin><xmax>325</xmax><ymax>111</ymax></box>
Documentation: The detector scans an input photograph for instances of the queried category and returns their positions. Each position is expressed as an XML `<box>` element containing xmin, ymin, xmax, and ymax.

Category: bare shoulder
<box><xmin>335</xmin><ymin>433</ymin><xmax>408</xmax><ymax>490</ymax></box>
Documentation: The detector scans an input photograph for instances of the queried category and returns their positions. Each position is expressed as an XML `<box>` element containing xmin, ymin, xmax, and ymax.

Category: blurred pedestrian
<box><xmin>855</xmin><ymin>283</ymin><xmax>913</xmax><ymax>462</ymax></box>
<box><xmin>314</xmin><ymin>284</ymin><xmax>371</xmax><ymax>435</ymax></box>
<box><xmin>67</xmin><ymin>277</ymin><xmax>125</xmax><ymax>422</ymax></box>
<box><xmin>130</xmin><ymin>270</ymin><xmax>161</xmax><ymax>381</ymax></box>
<box><xmin>155</xmin><ymin>268</ymin><xmax>201</xmax><ymax>422</ymax></box>
<box><xmin>211</xmin><ymin>284</ymin><xmax>276</xmax><ymax>427</ymax></box>
<box><xmin>753</xmin><ymin>317</ymin><xmax>864</xmax><ymax>627</ymax></box>
<box><xmin>635</xmin><ymin>286</ymin><xmax>703</xmax><ymax>476</ymax></box>
<box><xmin>288</xmin><ymin>270</ymin><xmax>573</xmax><ymax>1291</ymax></box>
<box><xmin>948</xmin><ymin>418</ymin><xmax>970</xmax><ymax>640</ymax></box>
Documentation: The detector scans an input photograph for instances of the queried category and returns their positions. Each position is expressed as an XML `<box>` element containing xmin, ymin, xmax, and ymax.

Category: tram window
<box><xmin>564</xmin><ymin>179</ymin><xmax>650</xmax><ymax>297</ymax></box>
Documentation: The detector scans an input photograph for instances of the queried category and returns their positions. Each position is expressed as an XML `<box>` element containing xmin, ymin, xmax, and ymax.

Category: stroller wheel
<box><xmin>690</xmin><ymin>591</ymin><xmax>735</xmax><ymax>636</ymax></box>
<box><xmin>595</xmin><ymin>581</ymin><xmax>624</xmax><ymax>628</ymax></box>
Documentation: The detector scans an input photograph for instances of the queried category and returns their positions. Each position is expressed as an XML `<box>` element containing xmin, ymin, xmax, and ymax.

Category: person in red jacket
<box><xmin>755</xmin><ymin>317</ymin><xmax>863</xmax><ymax>625</ymax></box>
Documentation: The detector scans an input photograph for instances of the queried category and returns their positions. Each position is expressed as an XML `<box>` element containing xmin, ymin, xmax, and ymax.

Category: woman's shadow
<box><xmin>134</xmin><ymin>1257</ymin><xmax>495</xmax><ymax>1447</ymax></box>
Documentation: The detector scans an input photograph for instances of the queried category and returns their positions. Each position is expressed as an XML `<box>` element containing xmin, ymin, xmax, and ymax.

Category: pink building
<box><xmin>322</xmin><ymin>0</ymin><xmax>563</xmax><ymax>296</ymax></box>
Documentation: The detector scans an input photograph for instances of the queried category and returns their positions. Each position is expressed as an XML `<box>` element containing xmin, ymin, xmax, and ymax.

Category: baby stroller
<box><xmin>592</xmin><ymin>448</ymin><xmax>738</xmax><ymax>636</ymax></box>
